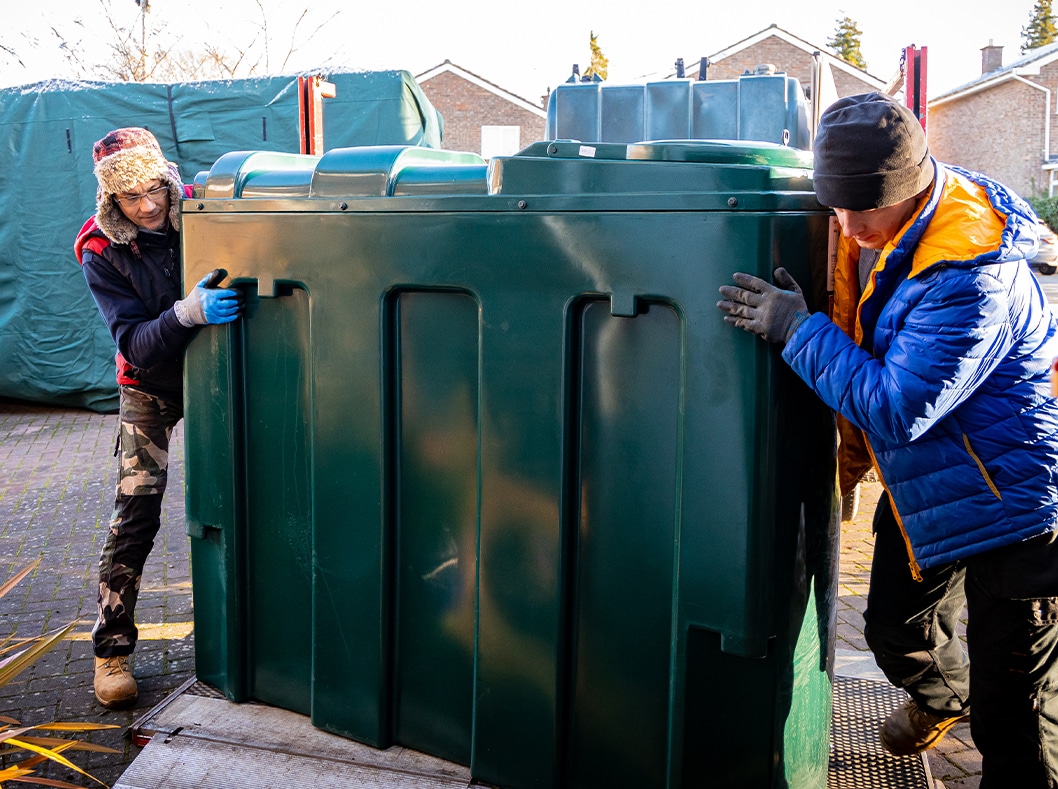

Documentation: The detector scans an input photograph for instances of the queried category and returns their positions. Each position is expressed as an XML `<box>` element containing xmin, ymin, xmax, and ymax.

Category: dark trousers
<box><xmin>865</xmin><ymin>493</ymin><xmax>1058</xmax><ymax>787</ymax></box>
<box><xmin>92</xmin><ymin>386</ymin><xmax>182</xmax><ymax>658</ymax></box>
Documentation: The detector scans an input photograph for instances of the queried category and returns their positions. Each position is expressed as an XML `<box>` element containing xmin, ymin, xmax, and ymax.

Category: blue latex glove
<box><xmin>175</xmin><ymin>270</ymin><xmax>243</xmax><ymax>327</ymax></box>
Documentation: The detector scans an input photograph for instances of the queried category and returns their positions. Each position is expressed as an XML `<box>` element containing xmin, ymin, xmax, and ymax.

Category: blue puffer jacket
<box><xmin>784</xmin><ymin>161</ymin><xmax>1058</xmax><ymax>574</ymax></box>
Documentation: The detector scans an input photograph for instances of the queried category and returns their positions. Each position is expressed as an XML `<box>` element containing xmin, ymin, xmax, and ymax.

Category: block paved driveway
<box><xmin>0</xmin><ymin>398</ymin><xmax>194</xmax><ymax>787</ymax></box>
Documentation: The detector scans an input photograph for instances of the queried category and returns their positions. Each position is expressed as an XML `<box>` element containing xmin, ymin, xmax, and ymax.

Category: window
<box><xmin>480</xmin><ymin>125</ymin><xmax>521</xmax><ymax>159</ymax></box>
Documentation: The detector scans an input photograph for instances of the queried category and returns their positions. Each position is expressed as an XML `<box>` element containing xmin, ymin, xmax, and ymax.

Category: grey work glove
<box><xmin>174</xmin><ymin>269</ymin><xmax>244</xmax><ymax>327</ymax></box>
<box><xmin>717</xmin><ymin>267</ymin><xmax>810</xmax><ymax>344</ymax></box>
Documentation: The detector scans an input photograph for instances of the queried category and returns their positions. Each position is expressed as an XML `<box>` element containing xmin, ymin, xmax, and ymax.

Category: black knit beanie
<box><xmin>812</xmin><ymin>92</ymin><xmax>934</xmax><ymax>210</ymax></box>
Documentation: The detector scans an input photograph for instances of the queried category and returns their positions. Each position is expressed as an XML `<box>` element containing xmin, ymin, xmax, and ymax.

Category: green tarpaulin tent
<box><xmin>0</xmin><ymin>70</ymin><xmax>443</xmax><ymax>412</ymax></box>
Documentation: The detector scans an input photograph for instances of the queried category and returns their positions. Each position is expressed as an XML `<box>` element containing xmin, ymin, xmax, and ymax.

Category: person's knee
<box><xmin>108</xmin><ymin>495</ymin><xmax>162</xmax><ymax>569</ymax></box>
<box><xmin>864</xmin><ymin>612</ymin><xmax>931</xmax><ymax>655</ymax></box>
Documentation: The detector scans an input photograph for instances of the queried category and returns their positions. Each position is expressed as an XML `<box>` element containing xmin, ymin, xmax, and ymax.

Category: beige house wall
<box><xmin>929</xmin><ymin>79</ymin><xmax>1050</xmax><ymax>197</ymax></box>
<box><xmin>707</xmin><ymin>38</ymin><xmax>819</xmax><ymax>85</ymax></box>
<box><xmin>706</xmin><ymin>36</ymin><xmax>879</xmax><ymax>98</ymax></box>
<box><xmin>418</xmin><ymin>70</ymin><xmax>546</xmax><ymax>157</ymax></box>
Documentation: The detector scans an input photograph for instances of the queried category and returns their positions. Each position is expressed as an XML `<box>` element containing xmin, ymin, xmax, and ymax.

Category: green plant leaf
<box><xmin>0</xmin><ymin>623</ymin><xmax>77</xmax><ymax>689</ymax></box>
<box><xmin>0</xmin><ymin>635</ymin><xmax>58</xmax><ymax>658</ymax></box>
<box><xmin>0</xmin><ymin>763</ymin><xmax>38</xmax><ymax>780</ymax></box>
<box><xmin>30</xmin><ymin>723</ymin><xmax>120</xmax><ymax>733</ymax></box>
<box><xmin>2</xmin><ymin>749</ymin><xmax>50</xmax><ymax>767</ymax></box>
<box><xmin>0</xmin><ymin>725</ymin><xmax>40</xmax><ymax>745</ymax></box>
<box><xmin>0</xmin><ymin>562</ymin><xmax>115</xmax><ymax>788</ymax></box>
<box><xmin>8</xmin><ymin>774</ymin><xmax>105</xmax><ymax>788</ymax></box>
<box><xmin>13</xmin><ymin>736</ymin><xmax>120</xmax><ymax>755</ymax></box>
<box><xmin>4</xmin><ymin>738</ymin><xmax>107</xmax><ymax>787</ymax></box>
<box><xmin>0</xmin><ymin>561</ymin><xmax>40</xmax><ymax>600</ymax></box>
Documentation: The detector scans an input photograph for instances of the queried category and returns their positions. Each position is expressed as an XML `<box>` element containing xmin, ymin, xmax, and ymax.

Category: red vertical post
<box><xmin>297</xmin><ymin>75</ymin><xmax>337</xmax><ymax>155</ymax></box>
<box><xmin>903</xmin><ymin>46</ymin><xmax>928</xmax><ymax>134</ymax></box>
<box><xmin>298</xmin><ymin>76</ymin><xmax>309</xmax><ymax>154</ymax></box>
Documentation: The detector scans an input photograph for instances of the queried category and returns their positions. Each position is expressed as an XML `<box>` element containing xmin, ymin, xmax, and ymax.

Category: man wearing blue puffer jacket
<box><xmin>718</xmin><ymin>92</ymin><xmax>1058</xmax><ymax>786</ymax></box>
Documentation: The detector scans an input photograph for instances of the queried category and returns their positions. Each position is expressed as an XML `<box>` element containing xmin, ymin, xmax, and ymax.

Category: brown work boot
<box><xmin>93</xmin><ymin>655</ymin><xmax>138</xmax><ymax>709</ymax></box>
<box><xmin>880</xmin><ymin>699</ymin><xmax>970</xmax><ymax>756</ymax></box>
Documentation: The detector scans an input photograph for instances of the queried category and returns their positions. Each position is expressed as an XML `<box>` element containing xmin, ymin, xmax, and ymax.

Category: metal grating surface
<box><xmin>829</xmin><ymin>675</ymin><xmax>931</xmax><ymax>789</ymax></box>
<box><xmin>186</xmin><ymin>679</ymin><xmax>228</xmax><ymax>699</ymax></box>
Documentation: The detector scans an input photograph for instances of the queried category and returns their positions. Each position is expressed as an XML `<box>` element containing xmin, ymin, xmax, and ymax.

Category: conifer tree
<box><xmin>584</xmin><ymin>30</ymin><xmax>609</xmax><ymax>81</ymax></box>
<box><xmin>828</xmin><ymin>14</ymin><xmax>867</xmax><ymax>70</ymax></box>
<box><xmin>1023</xmin><ymin>0</ymin><xmax>1058</xmax><ymax>53</ymax></box>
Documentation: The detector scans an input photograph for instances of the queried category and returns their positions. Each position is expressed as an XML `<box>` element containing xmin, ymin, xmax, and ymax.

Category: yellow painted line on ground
<box><xmin>140</xmin><ymin>581</ymin><xmax>193</xmax><ymax>594</ymax></box>
<box><xmin>66</xmin><ymin>622</ymin><xmax>194</xmax><ymax>641</ymax></box>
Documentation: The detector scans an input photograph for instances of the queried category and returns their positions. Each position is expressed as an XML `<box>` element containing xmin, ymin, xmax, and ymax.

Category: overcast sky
<box><xmin>2</xmin><ymin>0</ymin><xmax>1040</xmax><ymax>104</ymax></box>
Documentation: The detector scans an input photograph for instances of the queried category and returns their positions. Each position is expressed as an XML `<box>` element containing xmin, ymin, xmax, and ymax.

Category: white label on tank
<box><xmin>827</xmin><ymin>216</ymin><xmax>840</xmax><ymax>293</ymax></box>
<box><xmin>579</xmin><ymin>145</ymin><xmax>596</xmax><ymax>158</ymax></box>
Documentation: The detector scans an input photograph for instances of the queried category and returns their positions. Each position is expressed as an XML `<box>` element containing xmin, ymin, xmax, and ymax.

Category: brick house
<box><xmin>928</xmin><ymin>41</ymin><xmax>1058</xmax><ymax>198</ymax></box>
<box><xmin>416</xmin><ymin>60</ymin><xmax>547</xmax><ymax>159</ymax></box>
<box><xmin>688</xmin><ymin>24</ymin><xmax>886</xmax><ymax>116</ymax></box>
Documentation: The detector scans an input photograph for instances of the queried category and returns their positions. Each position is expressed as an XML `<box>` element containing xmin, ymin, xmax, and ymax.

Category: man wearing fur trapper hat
<box><xmin>718</xmin><ymin>93</ymin><xmax>1058</xmax><ymax>784</ymax></box>
<box><xmin>74</xmin><ymin>127</ymin><xmax>243</xmax><ymax>709</ymax></box>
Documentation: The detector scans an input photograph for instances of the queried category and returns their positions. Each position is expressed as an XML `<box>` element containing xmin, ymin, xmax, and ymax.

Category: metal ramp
<box><xmin>116</xmin><ymin>672</ymin><xmax>931</xmax><ymax>788</ymax></box>
<box><xmin>115</xmin><ymin>688</ymin><xmax>478</xmax><ymax>789</ymax></box>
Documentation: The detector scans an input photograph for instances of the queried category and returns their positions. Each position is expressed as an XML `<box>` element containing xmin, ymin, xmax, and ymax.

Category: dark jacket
<box><xmin>784</xmin><ymin>161</ymin><xmax>1058</xmax><ymax>573</ymax></box>
<box><xmin>75</xmin><ymin>216</ymin><xmax>195</xmax><ymax>400</ymax></box>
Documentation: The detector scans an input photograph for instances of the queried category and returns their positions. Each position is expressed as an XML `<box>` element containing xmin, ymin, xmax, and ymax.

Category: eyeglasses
<box><xmin>114</xmin><ymin>185</ymin><xmax>169</xmax><ymax>207</ymax></box>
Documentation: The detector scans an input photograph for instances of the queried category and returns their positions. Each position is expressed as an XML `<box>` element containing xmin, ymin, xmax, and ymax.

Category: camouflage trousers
<box><xmin>92</xmin><ymin>385</ymin><xmax>182</xmax><ymax>658</ymax></box>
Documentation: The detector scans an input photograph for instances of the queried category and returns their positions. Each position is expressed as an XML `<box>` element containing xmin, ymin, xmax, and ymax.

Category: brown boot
<box><xmin>880</xmin><ymin>699</ymin><xmax>970</xmax><ymax>756</ymax></box>
<box><xmin>93</xmin><ymin>655</ymin><xmax>138</xmax><ymax>709</ymax></box>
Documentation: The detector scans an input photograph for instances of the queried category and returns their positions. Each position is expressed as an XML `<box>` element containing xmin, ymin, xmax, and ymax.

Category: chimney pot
<box><xmin>981</xmin><ymin>43</ymin><xmax>1003</xmax><ymax>74</ymax></box>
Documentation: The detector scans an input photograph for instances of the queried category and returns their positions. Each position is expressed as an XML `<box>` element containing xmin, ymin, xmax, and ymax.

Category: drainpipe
<box><xmin>810</xmin><ymin>51</ymin><xmax>822</xmax><ymax>136</ymax></box>
<box><xmin>1011</xmin><ymin>74</ymin><xmax>1052</xmax><ymax>195</ymax></box>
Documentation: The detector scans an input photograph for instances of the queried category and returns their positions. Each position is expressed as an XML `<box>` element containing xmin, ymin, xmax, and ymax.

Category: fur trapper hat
<box><xmin>92</xmin><ymin>127</ymin><xmax>183</xmax><ymax>244</ymax></box>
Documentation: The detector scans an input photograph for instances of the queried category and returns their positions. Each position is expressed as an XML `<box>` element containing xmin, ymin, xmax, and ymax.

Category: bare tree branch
<box><xmin>10</xmin><ymin>0</ymin><xmax>334</xmax><ymax>85</ymax></box>
<box><xmin>0</xmin><ymin>43</ymin><xmax>26</xmax><ymax>69</ymax></box>
<box><xmin>280</xmin><ymin>10</ymin><xmax>340</xmax><ymax>72</ymax></box>
<box><xmin>49</xmin><ymin>26</ymin><xmax>90</xmax><ymax>78</ymax></box>
<box><xmin>252</xmin><ymin>0</ymin><xmax>271</xmax><ymax>73</ymax></box>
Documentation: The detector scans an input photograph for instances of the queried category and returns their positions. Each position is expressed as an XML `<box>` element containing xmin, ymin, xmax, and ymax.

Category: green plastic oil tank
<box><xmin>546</xmin><ymin>73</ymin><xmax>813</xmax><ymax>149</ymax></box>
<box><xmin>182</xmin><ymin>139</ymin><xmax>838</xmax><ymax>788</ymax></box>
